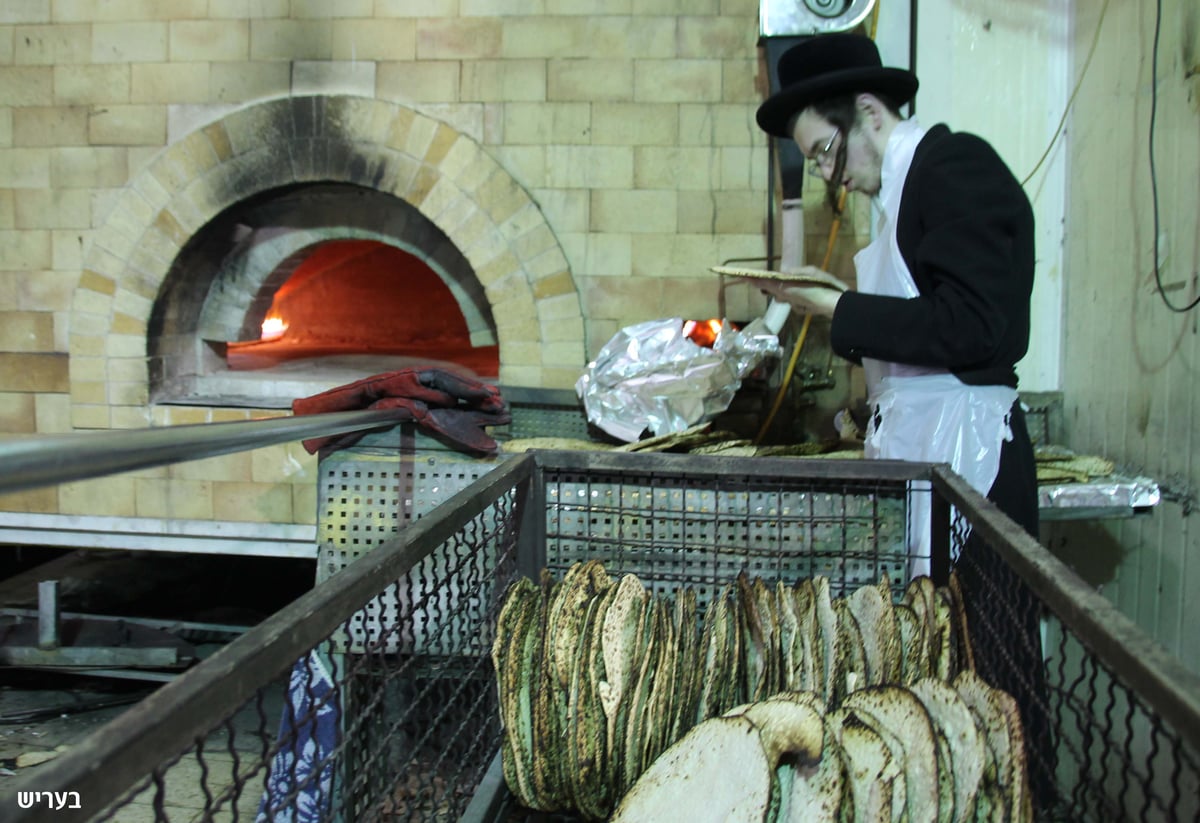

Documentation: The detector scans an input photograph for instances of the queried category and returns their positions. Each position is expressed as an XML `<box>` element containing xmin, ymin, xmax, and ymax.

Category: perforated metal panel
<box><xmin>316</xmin><ymin>427</ymin><xmax>499</xmax><ymax>654</ymax></box>
<box><xmin>315</xmin><ymin>391</ymin><xmax>591</xmax><ymax>653</ymax></box>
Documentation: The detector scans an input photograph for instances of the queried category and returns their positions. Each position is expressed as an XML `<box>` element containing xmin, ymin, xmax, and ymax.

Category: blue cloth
<box><xmin>257</xmin><ymin>650</ymin><xmax>340</xmax><ymax>822</ymax></box>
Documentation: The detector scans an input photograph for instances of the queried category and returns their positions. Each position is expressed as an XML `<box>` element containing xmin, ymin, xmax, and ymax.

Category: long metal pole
<box><xmin>0</xmin><ymin>408</ymin><xmax>409</xmax><ymax>496</ymax></box>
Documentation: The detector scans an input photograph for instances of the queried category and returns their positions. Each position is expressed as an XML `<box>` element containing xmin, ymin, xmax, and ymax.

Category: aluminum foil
<box><xmin>575</xmin><ymin>317</ymin><xmax>781</xmax><ymax>442</ymax></box>
<box><xmin>1039</xmin><ymin>474</ymin><xmax>1161</xmax><ymax>513</ymax></box>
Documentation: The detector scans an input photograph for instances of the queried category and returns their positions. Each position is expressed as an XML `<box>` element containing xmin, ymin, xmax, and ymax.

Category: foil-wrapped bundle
<box><xmin>575</xmin><ymin>317</ymin><xmax>781</xmax><ymax>443</ymax></box>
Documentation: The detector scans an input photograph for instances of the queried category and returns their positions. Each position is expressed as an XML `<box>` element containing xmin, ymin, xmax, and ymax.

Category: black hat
<box><xmin>756</xmin><ymin>34</ymin><xmax>918</xmax><ymax>138</ymax></box>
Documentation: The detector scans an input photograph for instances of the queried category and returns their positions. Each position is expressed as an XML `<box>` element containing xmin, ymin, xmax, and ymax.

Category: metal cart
<box><xmin>6</xmin><ymin>448</ymin><xmax>1198</xmax><ymax>822</ymax></box>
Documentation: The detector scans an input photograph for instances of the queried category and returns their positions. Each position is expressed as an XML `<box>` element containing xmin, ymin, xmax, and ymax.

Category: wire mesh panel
<box><xmin>15</xmin><ymin>463</ymin><xmax>528</xmax><ymax>823</ymax></box>
<box><xmin>533</xmin><ymin>455</ymin><xmax>923</xmax><ymax>605</ymax></box>
<box><xmin>945</xmin><ymin>479</ymin><xmax>1200</xmax><ymax>823</ymax></box>
<box><xmin>316</xmin><ymin>389</ymin><xmax>589</xmax><ymax>655</ymax></box>
<box><xmin>316</xmin><ymin>427</ymin><xmax>504</xmax><ymax>655</ymax></box>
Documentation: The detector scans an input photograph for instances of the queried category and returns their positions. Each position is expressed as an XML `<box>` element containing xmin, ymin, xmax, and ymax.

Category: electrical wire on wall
<box><xmin>1148</xmin><ymin>0</ymin><xmax>1198</xmax><ymax>312</ymax></box>
<box><xmin>1023</xmin><ymin>0</ymin><xmax>1193</xmax><ymax>313</ymax></box>
<box><xmin>1020</xmin><ymin>0</ymin><xmax>1110</xmax><ymax>187</ymax></box>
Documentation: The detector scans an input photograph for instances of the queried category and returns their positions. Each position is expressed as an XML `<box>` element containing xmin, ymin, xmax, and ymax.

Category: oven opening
<box><xmin>225</xmin><ymin>238</ymin><xmax>499</xmax><ymax>378</ymax></box>
<box><xmin>148</xmin><ymin>183</ymin><xmax>501</xmax><ymax>409</ymax></box>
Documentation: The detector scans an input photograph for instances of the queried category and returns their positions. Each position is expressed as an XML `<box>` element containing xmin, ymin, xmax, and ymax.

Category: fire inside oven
<box><xmin>226</xmin><ymin>238</ymin><xmax>499</xmax><ymax>379</ymax></box>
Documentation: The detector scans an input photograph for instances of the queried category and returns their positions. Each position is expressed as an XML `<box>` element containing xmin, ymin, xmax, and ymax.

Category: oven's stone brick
<box><xmin>0</xmin><ymin>311</ymin><xmax>56</xmax><ymax>351</ymax></box>
<box><xmin>69</xmin><ymin>402</ymin><xmax>109</xmax><ymax>429</ymax></box>
<box><xmin>12</xmin><ymin>24</ymin><xmax>88</xmax><ymax>65</ymax></box>
<box><xmin>590</xmin><ymin>189</ymin><xmax>676</xmax><ymax>234</ymax></box>
<box><xmin>417</xmin><ymin>18</ymin><xmax>502</xmax><ymax>61</ymax></box>
<box><xmin>502</xmin><ymin>102</ymin><xmax>590</xmax><ymax>146</ymax></box>
<box><xmin>213</xmin><ymin>480</ymin><xmax>293</xmax><ymax>522</ymax></box>
<box><xmin>0</xmin><ymin>150</ymin><xmax>51</xmax><ymax>188</ymax></box>
<box><xmin>93</xmin><ymin>22</ymin><xmax>168</xmax><ymax>63</ymax></box>
<box><xmin>0</xmin><ymin>67</ymin><xmax>53</xmax><ymax>106</ymax></box>
<box><xmin>678</xmin><ymin>190</ymin><xmax>762</xmax><ymax>235</ymax></box>
<box><xmin>136</xmin><ymin>477</ymin><xmax>214</xmax><ymax>519</ymax></box>
<box><xmin>108</xmin><ymin>380</ymin><xmax>148</xmax><ymax>407</ymax></box>
<box><xmin>15</xmin><ymin>188</ymin><xmax>92</xmax><ymax>229</ymax></box>
<box><xmin>592</xmin><ymin>103</ymin><xmax>678</xmax><ymax>146</ymax></box>
<box><xmin>34</xmin><ymin>392</ymin><xmax>71</xmax><ymax>433</ymax></box>
<box><xmin>332</xmin><ymin>19</ymin><xmax>416</xmax><ymax>61</ymax></box>
<box><xmin>634</xmin><ymin>59</ymin><xmax>723</xmax><ymax>103</ymax></box>
<box><xmin>131</xmin><ymin>62</ymin><xmax>210</xmax><ymax>105</ymax></box>
<box><xmin>60</xmin><ymin>475</ymin><xmax>136</xmax><ymax>517</ymax></box>
<box><xmin>16</xmin><ymin>270</ymin><xmax>77</xmax><ymax>312</ymax></box>
<box><xmin>0</xmin><ymin>352</ymin><xmax>66</xmax><ymax>395</ymax></box>
<box><xmin>545</xmin><ymin>145</ymin><xmax>632</xmax><ymax>189</ymax></box>
<box><xmin>249</xmin><ymin>19</ymin><xmax>332</xmax><ymax>61</ymax></box>
<box><xmin>108</xmin><ymin>403</ymin><xmax>152</xmax><ymax>429</ymax></box>
<box><xmin>379</xmin><ymin>59</ymin><xmax>462</xmax><ymax>106</ymax></box>
<box><xmin>0</xmin><ymin>484</ymin><xmax>58</xmax><ymax>514</ymax></box>
<box><xmin>51</xmin><ymin>146</ymin><xmax>130</xmax><ymax>188</ymax></box>
<box><xmin>0</xmin><ymin>392</ymin><xmax>37</xmax><ymax>434</ymax></box>
<box><xmin>170</xmin><ymin>19</ymin><xmax>250</xmax><ymax>62</ymax></box>
<box><xmin>14</xmin><ymin>106</ymin><xmax>88</xmax><ymax>147</ymax></box>
<box><xmin>461</xmin><ymin>59</ymin><xmax>545</xmax><ymax>104</ymax></box>
<box><xmin>211</xmin><ymin>60</ymin><xmax>289</xmax><ymax>103</ymax></box>
<box><xmin>54</xmin><ymin>65</ymin><xmax>130</xmax><ymax>106</ymax></box>
<box><xmin>635</xmin><ymin>146</ymin><xmax>719</xmax><ymax>190</ymax></box>
<box><xmin>547</xmin><ymin>59</ymin><xmax>632</xmax><ymax>104</ymax></box>
<box><xmin>0</xmin><ymin>228</ymin><xmax>51</xmax><ymax>268</ymax></box>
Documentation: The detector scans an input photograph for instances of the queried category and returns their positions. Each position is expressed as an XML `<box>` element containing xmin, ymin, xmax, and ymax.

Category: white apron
<box><xmin>855</xmin><ymin>120</ymin><xmax>1017</xmax><ymax>574</ymax></box>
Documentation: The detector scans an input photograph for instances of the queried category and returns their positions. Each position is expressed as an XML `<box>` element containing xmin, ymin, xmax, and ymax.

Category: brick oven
<box><xmin>0</xmin><ymin>5</ymin><xmax>807</xmax><ymax>545</ymax></box>
<box><xmin>74</xmin><ymin>95</ymin><xmax>587</xmax><ymax>426</ymax></box>
<box><xmin>151</xmin><ymin>181</ymin><xmax>501</xmax><ymax>408</ymax></box>
<box><xmin>2</xmin><ymin>95</ymin><xmax>596</xmax><ymax>540</ymax></box>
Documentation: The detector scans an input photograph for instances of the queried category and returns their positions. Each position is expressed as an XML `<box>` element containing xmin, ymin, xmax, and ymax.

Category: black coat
<box><xmin>828</xmin><ymin>123</ymin><xmax>1039</xmax><ymax>537</ymax></box>
<box><xmin>829</xmin><ymin>124</ymin><xmax>1035</xmax><ymax>389</ymax></box>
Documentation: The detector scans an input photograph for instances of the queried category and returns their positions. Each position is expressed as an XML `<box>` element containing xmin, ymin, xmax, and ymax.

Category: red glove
<box><xmin>291</xmin><ymin>368</ymin><xmax>501</xmax><ymax>417</ymax></box>
<box><xmin>292</xmin><ymin>368</ymin><xmax>510</xmax><ymax>456</ymax></box>
<box><xmin>419</xmin><ymin>405</ymin><xmax>512</xmax><ymax>453</ymax></box>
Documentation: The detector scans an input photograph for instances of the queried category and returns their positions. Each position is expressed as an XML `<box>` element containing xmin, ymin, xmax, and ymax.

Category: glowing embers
<box><xmin>683</xmin><ymin>318</ymin><xmax>735</xmax><ymax>348</ymax></box>
<box><xmin>226</xmin><ymin>239</ymin><xmax>498</xmax><ymax>377</ymax></box>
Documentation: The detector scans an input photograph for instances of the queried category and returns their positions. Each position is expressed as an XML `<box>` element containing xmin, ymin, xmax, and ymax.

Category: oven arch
<box><xmin>69</xmin><ymin>95</ymin><xmax>583</xmax><ymax>427</ymax></box>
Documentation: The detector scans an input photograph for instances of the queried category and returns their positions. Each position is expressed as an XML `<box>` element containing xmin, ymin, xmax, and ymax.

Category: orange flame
<box><xmin>683</xmin><ymin>318</ymin><xmax>724</xmax><ymax>348</ymax></box>
<box><xmin>261</xmin><ymin>315</ymin><xmax>288</xmax><ymax>341</ymax></box>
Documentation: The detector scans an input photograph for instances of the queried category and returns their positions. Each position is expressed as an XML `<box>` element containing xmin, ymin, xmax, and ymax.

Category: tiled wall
<box><xmin>0</xmin><ymin>2</ymin><xmax>873</xmax><ymax>529</ymax></box>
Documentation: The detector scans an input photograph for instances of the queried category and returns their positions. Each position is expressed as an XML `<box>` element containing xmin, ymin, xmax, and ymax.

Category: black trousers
<box><xmin>957</xmin><ymin>402</ymin><xmax>1058</xmax><ymax>813</ymax></box>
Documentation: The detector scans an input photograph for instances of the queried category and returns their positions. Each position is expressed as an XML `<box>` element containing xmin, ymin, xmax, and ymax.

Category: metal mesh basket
<box><xmin>11</xmin><ymin>450</ymin><xmax>1199</xmax><ymax>823</ymax></box>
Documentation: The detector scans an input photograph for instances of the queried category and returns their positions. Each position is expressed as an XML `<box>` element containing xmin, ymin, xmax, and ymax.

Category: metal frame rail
<box><xmin>930</xmin><ymin>466</ymin><xmax>1200</xmax><ymax>819</ymax></box>
<box><xmin>0</xmin><ymin>415</ymin><xmax>1198</xmax><ymax>821</ymax></box>
<box><xmin>929</xmin><ymin>466</ymin><xmax>1200</xmax><ymax>757</ymax></box>
<box><xmin>0</xmin><ymin>423</ymin><xmax>534</xmax><ymax>822</ymax></box>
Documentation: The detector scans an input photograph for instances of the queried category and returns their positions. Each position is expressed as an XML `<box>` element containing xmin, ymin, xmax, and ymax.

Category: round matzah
<box><xmin>710</xmin><ymin>265</ymin><xmax>848</xmax><ymax>292</ymax></box>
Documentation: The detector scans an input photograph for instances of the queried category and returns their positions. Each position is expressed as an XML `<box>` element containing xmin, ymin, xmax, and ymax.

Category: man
<box><xmin>752</xmin><ymin>32</ymin><xmax>1038</xmax><ymax>538</ymax></box>
<box><xmin>750</xmin><ymin>33</ymin><xmax>1054</xmax><ymax>812</ymax></box>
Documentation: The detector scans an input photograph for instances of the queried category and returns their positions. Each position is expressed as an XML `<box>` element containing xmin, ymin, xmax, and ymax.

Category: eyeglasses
<box><xmin>806</xmin><ymin>128</ymin><xmax>840</xmax><ymax>178</ymax></box>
